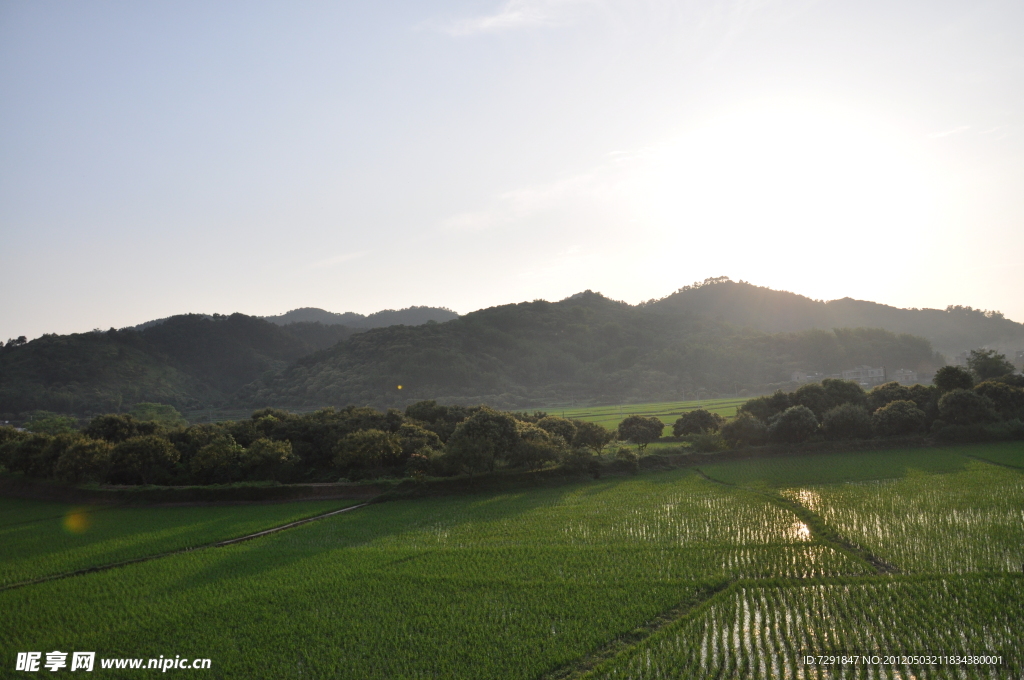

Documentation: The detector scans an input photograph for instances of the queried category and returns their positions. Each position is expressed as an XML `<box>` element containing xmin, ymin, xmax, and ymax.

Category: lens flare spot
<box><xmin>63</xmin><ymin>508</ymin><xmax>91</xmax><ymax>534</ymax></box>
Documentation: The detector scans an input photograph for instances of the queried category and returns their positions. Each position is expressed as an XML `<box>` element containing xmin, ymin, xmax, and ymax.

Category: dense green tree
<box><xmin>404</xmin><ymin>401</ymin><xmax>469</xmax><ymax>442</ymax></box>
<box><xmin>240</xmin><ymin>438</ymin><xmax>297</xmax><ymax>481</ymax></box>
<box><xmin>866</xmin><ymin>382</ymin><xmax>912</xmax><ymax>412</ymax></box>
<box><xmin>571</xmin><ymin>421</ymin><xmax>614</xmax><ymax>455</ymax></box>
<box><xmin>821</xmin><ymin>404</ymin><xmax>873</xmax><ymax>440</ymax></box>
<box><xmin>0</xmin><ymin>432</ymin><xmax>43</xmax><ymax>475</ymax></box>
<box><xmin>739</xmin><ymin>391</ymin><xmax>792</xmax><ymax>422</ymax></box>
<box><xmin>792</xmin><ymin>383</ymin><xmax>831</xmax><ymax>419</ymax></box>
<box><xmin>872</xmin><ymin>400</ymin><xmax>925</xmax><ymax>437</ymax></box>
<box><xmin>444</xmin><ymin>408</ymin><xmax>519</xmax><ymax>473</ymax></box>
<box><xmin>508</xmin><ymin>422</ymin><xmax>564</xmax><ymax>470</ymax></box>
<box><xmin>766</xmin><ymin>406</ymin><xmax>818</xmax><ymax>444</ymax></box>
<box><xmin>720</xmin><ymin>413</ymin><xmax>768</xmax><ymax>448</ymax></box>
<box><xmin>110</xmin><ymin>435</ymin><xmax>180</xmax><ymax>484</ymax></box>
<box><xmin>535</xmin><ymin>416</ymin><xmax>578</xmax><ymax>444</ymax></box>
<box><xmin>617</xmin><ymin>415</ymin><xmax>664</xmax><ymax>453</ymax></box>
<box><xmin>933</xmin><ymin>365</ymin><xmax>974</xmax><ymax>393</ymax></box>
<box><xmin>129</xmin><ymin>403</ymin><xmax>187</xmax><ymax>427</ymax></box>
<box><xmin>973</xmin><ymin>381</ymin><xmax>1024</xmax><ymax>420</ymax></box>
<box><xmin>25</xmin><ymin>412</ymin><xmax>78</xmax><ymax>435</ymax></box>
<box><xmin>395</xmin><ymin>422</ymin><xmax>443</xmax><ymax>458</ymax></box>
<box><xmin>37</xmin><ymin>433</ymin><xmax>87</xmax><ymax>478</ymax></box>
<box><xmin>937</xmin><ymin>389</ymin><xmax>997</xmax><ymax>426</ymax></box>
<box><xmin>672</xmin><ymin>409</ymin><xmax>725</xmax><ymax>436</ymax></box>
<box><xmin>54</xmin><ymin>438</ymin><xmax>113</xmax><ymax>483</ymax></box>
<box><xmin>966</xmin><ymin>349</ymin><xmax>1016</xmax><ymax>381</ymax></box>
<box><xmin>820</xmin><ymin>378</ymin><xmax>867</xmax><ymax>408</ymax></box>
<box><xmin>84</xmin><ymin>414</ymin><xmax>156</xmax><ymax>443</ymax></box>
<box><xmin>190</xmin><ymin>436</ymin><xmax>245</xmax><ymax>483</ymax></box>
<box><xmin>334</xmin><ymin>429</ymin><xmax>403</xmax><ymax>478</ymax></box>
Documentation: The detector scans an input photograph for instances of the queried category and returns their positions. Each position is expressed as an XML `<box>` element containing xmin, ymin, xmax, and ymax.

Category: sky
<box><xmin>2</xmin><ymin>0</ymin><xmax>1023</xmax><ymax>340</ymax></box>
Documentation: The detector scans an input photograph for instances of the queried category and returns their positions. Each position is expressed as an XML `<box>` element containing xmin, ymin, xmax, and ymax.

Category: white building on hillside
<box><xmin>841</xmin><ymin>365</ymin><xmax>886</xmax><ymax>387</ymax></box>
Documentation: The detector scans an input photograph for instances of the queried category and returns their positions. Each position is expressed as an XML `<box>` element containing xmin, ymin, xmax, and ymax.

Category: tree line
<box><xmin>2</xmin><ymin>350</ymin><xmax>1019</xmax><ymax>488</ymax></box>
<box><xmin>0</xmin><ymin>401</ymin><xmax>619</xmax><ymax>486</ymax></box>
<box><xmin>662</xmin><ymin>349</ymin><xmax>1024</xmax><ymax>449</ymax></box>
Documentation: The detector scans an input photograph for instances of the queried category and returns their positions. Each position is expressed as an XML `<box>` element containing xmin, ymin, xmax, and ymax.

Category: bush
<box><xmin>403</xmin><ymin>452</ymin><xmax>433</xmax><ymax>479</ymax></box>
<box><xmin>821</xmin><ymin>404</ymin><xmax>873</xmax><ymax>440</ymax></box>
<box><xmin>672</xmin><ymin>409</ymin><xmax>725</xmax><ymax>436</ymax></box>
<box><xmin>767</xmin><ymin>406</ymin><xmax>819</xmax><ymax>444</ymax></box>
<box><xmin>613</xmin><ymin>447</ymin><xmax>639</xmax><ymax>474</ymax></box>
<box><xmin>689</xmin><ymin>433</ymin><xmax>727</xmax><ymax>453</ymax></box>
<box><xmin>720</xmin><ymin>413</ymin><xmax>767</xmax><ymax>448</ymax></box>
<box><xmin>938</xmin><ymin>389</ymin><xmax>997</xmax><ymax>426</ymax></box>
<box><xmin>930</xmin><ymin>421</ymin><xmax>990</xmax><ymax>443</ymax></box>
<box><xmin>561</xmin><ymin>448</ymin><xmax>599</xmax><ymax>477</ymax></box>
<box><xmin>872</xmin><ymin>400</ymin><xmax>925</xmax><ymax>437</ymax></box>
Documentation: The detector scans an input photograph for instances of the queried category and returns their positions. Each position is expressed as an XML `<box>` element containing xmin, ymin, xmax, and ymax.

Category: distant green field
<box><xmin>0</xmin><ymin>498</ymin><xmax>359</xmax><ymax>586</ymax></box>
<box><xmin>697</xmin><ymin>445</ymin><xmax>979</xmax><ymax>488</ymax></box>
<box><xmin>549</xmin><ymin>397</ymin><xmax>745</xmax><ymax>435</ymax></box>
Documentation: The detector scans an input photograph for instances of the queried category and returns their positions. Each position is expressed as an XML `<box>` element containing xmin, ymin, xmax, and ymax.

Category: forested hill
<box><xmin>650</xmin><ymin>278</ymin><xmax>1024</xmax><ymax>355</ymax></box>
<box><xmin>236</xmin><ymin>291</ymin><xmax>943</xmax><ymax>411</ymax></box>
<box><xmin>0</xmin><ymin>314</ymin><xmax>354</xmax><ymax>416</ymax></box>
<box><xmin>262</xmin><ymin>305</ymin><xmax>459</xmax><ymax>328</ymax></box>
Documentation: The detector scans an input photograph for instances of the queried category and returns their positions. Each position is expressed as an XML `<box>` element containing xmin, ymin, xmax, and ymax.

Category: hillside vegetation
<box><xmin>261</xmin><ymin>305</ymin><xmax>459</xmax><ymax>327</ymax></box>
<box><xmin>239</xmin><ymin>290</ymin><xmax>943</xmax><ymax>410</ymax></box>
<box><xmin>0</xmin><ymin>314</ymin><xmax>346</xmax><ymax>415</ymax></box>
<box><xmin>653</xmin><ymin>277</ymin><xmax>1024</xmax><ymax>354</ymax></box>
<box><xmin>8</xmin><ymin>279</ymin><xmax>1019</xmax><ymax>418</ymax></box>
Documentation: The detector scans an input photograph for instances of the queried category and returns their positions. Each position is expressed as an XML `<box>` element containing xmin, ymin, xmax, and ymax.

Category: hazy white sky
<box><xmin>2</xmin><ymin>0</ymin><xmax>1023</xmax><ymax>340</ymax></box>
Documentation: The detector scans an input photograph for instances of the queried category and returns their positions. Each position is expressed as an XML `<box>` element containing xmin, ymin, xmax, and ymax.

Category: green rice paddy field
<box><xmin>2</xmin><ymin>441</ymin><xmax>1023</xmax><ymax>678</ymax></box>
<box><xmin>547</xmin><ymin>397</ymin><xmax>744</xmax><ymax>436</ymax></box>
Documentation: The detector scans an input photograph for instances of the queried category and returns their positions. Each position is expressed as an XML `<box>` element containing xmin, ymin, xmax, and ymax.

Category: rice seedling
<box><xmin>782</xmin><ymin>460</ymin><xmax>1024</xmax><ymax>573</ymax></box>
<box><xmin>587</xmin><ymin>575</ymin><xmax>1024</xmax><ymax>679</ymax></box>
<box><xmin>0</xmin><ymin>469</ymin><xmax>863</xmax><ymax>679</ymax></box>
<box><xmin>0</xmin><ymin>498</ymin><xmax>360</xmax><ymax>586</ymax></box>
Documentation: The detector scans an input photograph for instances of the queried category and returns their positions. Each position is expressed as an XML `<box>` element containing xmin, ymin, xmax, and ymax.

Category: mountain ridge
<box><xmin>3</xmin><ymin>279</ymin><xmax>1020</xmax><ymax>417</ymax></box>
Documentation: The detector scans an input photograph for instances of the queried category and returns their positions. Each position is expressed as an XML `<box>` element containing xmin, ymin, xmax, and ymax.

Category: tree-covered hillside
<box><xmin>237</xmin><ymin>291</ymin><xmax>943</xmax><ymax>411</ymax></box>
<box><xmin>0</xmin><ymin>314</ymin><xmax>350</xmax><ymax>416</ymax></box>
<box><xmin>262</xmin><ymin>305</ymin><xmax>459</xmax><ymax>327</ymax></box>
<box><xmin>652</xmin><ymin>278</ymin><xmax>1024</xmax><ymax>355</ymax></box>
